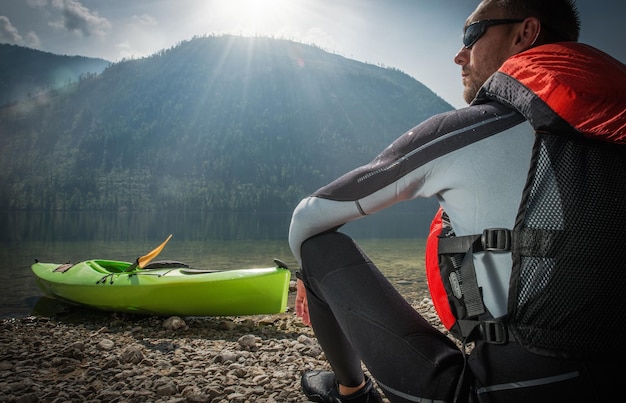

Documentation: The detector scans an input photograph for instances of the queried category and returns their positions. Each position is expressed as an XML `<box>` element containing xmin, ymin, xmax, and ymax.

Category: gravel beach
<box><xmin>0</xmin><ymin>282</ymin><xmax>447</xmax><ymax>403</ymax></box>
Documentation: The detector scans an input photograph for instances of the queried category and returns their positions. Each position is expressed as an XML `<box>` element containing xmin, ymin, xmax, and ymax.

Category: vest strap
<box><xmin>457</xmin><ymin>319</ymin><xmax>511</xmax><ymax>344</ymax></box>
<box><xmin>459</xmin><ymin>249</ymin><xmax>485</xmax><ymax>318</ymax></box>
<box><xmin>437</xmin><ymin>234</ymin><xmax>478</xmax><ymax>254</ymax></box>
<box><xmin>438</xmin><ymin>229</ymin><xmax>514</xmax><ymax>320</ymax></box>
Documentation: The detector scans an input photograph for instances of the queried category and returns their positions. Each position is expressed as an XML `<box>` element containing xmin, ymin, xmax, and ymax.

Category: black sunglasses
<box><xmin>463</xmin><ymin>19</ymin><xmax>524</xmax><ymax>48</ymax></box>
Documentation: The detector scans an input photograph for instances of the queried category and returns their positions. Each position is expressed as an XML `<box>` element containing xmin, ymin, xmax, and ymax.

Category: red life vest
<box><xmin>425</xmin><ymin>207</ymin><xmax>457</xmax><ymax>331</ymax></box>
<box><xmin>424</xmin><ymin>43</ymin><xmax>626</xmax><ymax>358</ymax></box>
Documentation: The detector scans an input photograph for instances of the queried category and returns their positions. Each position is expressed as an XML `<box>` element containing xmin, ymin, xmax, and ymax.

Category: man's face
<box><xmin>454</xmin><ymin>2</ymin><xmax>519</xmax><ymax>104</ymax></box>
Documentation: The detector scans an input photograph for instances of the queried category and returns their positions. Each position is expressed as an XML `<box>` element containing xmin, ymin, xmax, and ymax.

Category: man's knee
<box><xmin>301</xmin><ymin>232</ymin><xmax>367</xmax><ymax>277</ymax></box>
<box><xmin>302</xmin><ymin>231</ymin><xmax>353</xmax><ymax>260</ymax></box>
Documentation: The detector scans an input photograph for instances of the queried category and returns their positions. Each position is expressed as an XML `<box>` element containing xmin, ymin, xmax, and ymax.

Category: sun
<box><xmin>243</xmin><ymin>0</ymin><xmax>284</xmax><ymax>18</ymax></box>
<box><xmin>211</xmin><ymin>0</ymin><xmax>296</xmax><ymax>37</ymax></box>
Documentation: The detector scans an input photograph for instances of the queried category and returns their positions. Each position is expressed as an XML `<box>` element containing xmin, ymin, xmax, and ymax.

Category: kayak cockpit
<box><xmin>86</xmin><ymin>259</ymin><xmax>191</xmax><ymax>274</ymax></box>
<box><xmin>87</xmin><ymin>260</ymin><xmax>133</xmax><ymax>274</ymax></box>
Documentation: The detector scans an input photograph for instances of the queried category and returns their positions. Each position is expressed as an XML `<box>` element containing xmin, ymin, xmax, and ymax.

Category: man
<box><xmin>288</xmin><ymin>0</ymin><xmax>626</xmax><ymax>402</ymax></box>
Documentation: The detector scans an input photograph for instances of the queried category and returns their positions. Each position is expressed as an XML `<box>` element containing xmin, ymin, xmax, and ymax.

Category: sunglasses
<box><xmin>463</xmin><ymin>19</ymin><xmax>524</xmax><ymax>48</ymax></box>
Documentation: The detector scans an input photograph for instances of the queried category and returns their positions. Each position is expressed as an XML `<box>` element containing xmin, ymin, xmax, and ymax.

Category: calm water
<box><xmin>0</xmin><ymin>210</ymin><xmax>433</xmax><ymax>318</ymax></box>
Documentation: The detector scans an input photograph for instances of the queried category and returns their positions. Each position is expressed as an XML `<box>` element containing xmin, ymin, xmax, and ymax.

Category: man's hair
<box><xmin>489</xmin><ymin>0</ymin><xmax>581</xmax><ymax>42</ymax></box>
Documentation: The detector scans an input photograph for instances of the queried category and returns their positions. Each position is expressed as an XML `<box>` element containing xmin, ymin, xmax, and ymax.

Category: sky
<box><xmin>1</xmin><ymin>0</ymin><xmax>624</xmax><ymax>109</ymax></box>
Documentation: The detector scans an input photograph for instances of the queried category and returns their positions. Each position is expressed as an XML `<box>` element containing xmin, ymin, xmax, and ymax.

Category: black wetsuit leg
<box><xmin>301</xmin><ymin>231</ymin><xmax>466</xmax><ymax>402</ymax></box>
<box><xmin>301</xmin><ymin>232</ymin><xmax>626</xmax><ymax>403</ymax></box>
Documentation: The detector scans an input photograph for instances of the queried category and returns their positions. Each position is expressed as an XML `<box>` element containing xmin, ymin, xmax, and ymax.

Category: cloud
<box><xmin>23</xmin><ymin>31</ymin><xmax>42</xmax><ymax>48</ymax></box>
<box><xmin>25</xmin><ymin>0</ymin><xmax>48</xmax><ymax>8</ymax></box>
<box><xmin>132</xmin><ymin>14</ymin><xmax>158</xmax><ymax>27</ymax></box>
<box><xmin>0</xmin><ymin>16</ymin><xmax>41</xmax><ymax>48</ymax></box>
<box><xmin>50</xmin><ymin>0</ymin><xmax>111</xmax><ymax>37</ymax></box>
<box><xmin>0</xmin><ymin>16</ymin><xmax>22</xmax><ymax>43</ymax></box>
<box><xmin>115</xmin><ymin>41</ymin><xmax>142</xmax><ymax>60</ymax></box>
<box><xmin>301</xmin><ymin>27</ymin><xmax>337</xmax><ymax>52</ymax></box>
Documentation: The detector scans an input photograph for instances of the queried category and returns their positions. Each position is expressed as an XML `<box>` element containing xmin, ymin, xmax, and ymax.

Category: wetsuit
<box><xmin>289</xmin><ymin>43</ymin><xmax>626</xmax><ymax>403</ymax></box>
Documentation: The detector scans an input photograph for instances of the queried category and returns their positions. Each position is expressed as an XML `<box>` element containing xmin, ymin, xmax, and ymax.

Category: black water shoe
<box><xmin>301</xmin><ymin>370</ymin><xmax>383</xmax><ymax>403</ymax></box>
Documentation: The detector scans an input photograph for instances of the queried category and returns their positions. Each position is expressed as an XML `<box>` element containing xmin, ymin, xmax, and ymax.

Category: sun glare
<box><xmin>212</xmin><ymin>0</ymin><xmax>295</xmax><ymax>37</ymax></box>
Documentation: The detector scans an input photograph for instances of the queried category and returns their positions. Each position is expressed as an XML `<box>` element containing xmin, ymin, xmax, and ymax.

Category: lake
<box><xmin>0</xmin><ymin>210</ymin><xmax>434</xmax><ymax>318</ymax></box>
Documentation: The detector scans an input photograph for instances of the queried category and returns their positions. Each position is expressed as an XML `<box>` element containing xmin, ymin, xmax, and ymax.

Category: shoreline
<box><xmin>1</xmin><ymin>290</ymin><xmax>444</xmax><ymax>402</ymax></box>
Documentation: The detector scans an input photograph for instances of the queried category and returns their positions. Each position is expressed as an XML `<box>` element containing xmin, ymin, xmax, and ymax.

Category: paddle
<box><xmin>125</xmin><ymin>234</ymin><xmax>173</xmax><ymax>272</ymax></box>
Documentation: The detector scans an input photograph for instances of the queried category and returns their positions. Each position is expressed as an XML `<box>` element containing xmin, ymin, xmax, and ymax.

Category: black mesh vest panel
<box><xmin>509</xmin><ymin>132</ymin><xmax>626</xmax><ymax>358</ymax></box>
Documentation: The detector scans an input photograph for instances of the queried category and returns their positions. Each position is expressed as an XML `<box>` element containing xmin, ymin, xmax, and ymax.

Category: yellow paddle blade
<box><xmin>138</xmin><ymin>234</ymin><xmax>173</xmax><ymax>269</ymax></box>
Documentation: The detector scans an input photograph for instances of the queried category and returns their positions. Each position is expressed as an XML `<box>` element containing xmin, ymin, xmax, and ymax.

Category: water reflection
<box><xmin>1</xmin><ymin>207</ymin><xmax>436</xmax><ymax>243</ymax></box>
<box><xmin>1</xmin><ymin>211</ymin><xmax>292</xmax><ymax>242</ymax></box>
<box><xmin>1</xmin><ymin>209</ymin><xmax>435</xmax><ymax>317</ymax></box>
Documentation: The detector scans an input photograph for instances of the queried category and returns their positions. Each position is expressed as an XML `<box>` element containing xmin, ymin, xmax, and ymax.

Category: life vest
<box><xmin>425</xmin><ymin>43</ymin><xmax>626</xmax><ymax>359</ymax></box>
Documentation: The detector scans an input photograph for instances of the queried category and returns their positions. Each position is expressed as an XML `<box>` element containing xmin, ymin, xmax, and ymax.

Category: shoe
<box><xmin>301</xmin><ymin>370</ymin><xmax>383</xmax><ymax>402</ymax></box>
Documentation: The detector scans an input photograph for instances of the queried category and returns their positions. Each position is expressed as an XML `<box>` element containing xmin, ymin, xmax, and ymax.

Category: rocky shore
<box><xmin>0</xmin><ymin>285</ymin><xmax>447</xmax><ymax>403</ymax></box>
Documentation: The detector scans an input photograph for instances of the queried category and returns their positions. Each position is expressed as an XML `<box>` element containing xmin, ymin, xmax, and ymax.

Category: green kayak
<box><xmin>31</xmin><ymin>259</ymin><xmax>291</xmax><ymax>316</ymax></box>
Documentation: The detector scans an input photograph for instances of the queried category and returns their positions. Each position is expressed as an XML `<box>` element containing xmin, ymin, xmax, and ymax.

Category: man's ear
<box><xmin>513</xmin><ymin>17</ymin><xmax>542</xmax><ymax>51</ymax></box>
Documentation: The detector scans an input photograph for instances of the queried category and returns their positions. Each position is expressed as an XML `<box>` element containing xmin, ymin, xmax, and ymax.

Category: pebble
<box><xmin>0</xmin><ymin>293</ymin><xmax>445</xmax><ymax>402</ymax></box>
<box><xmin>163</xmin><ymin>316</ymin><xmax>187</xmax><ymax>330</ymax></box>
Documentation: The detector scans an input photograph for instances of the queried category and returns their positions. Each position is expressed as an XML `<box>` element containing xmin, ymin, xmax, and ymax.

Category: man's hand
<box><xmin>295</xmin><ymin>279</ymin><xmax>311</xmax><ymax>326</ymax></box>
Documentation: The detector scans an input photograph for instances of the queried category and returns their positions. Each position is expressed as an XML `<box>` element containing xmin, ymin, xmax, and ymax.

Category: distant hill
<box><xmin>0</xmin><ymin>35</ymin><xmax>452</xmax><ymax>212</ymax></box>
<box><xmin>0</xmin><ymin>43</ymin><xmax>110</xmax><ymax>107</ymax></box>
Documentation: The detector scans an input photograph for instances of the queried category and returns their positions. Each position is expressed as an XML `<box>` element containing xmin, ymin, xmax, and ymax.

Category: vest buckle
<box><xmin>481</xmin><ymin>228</ymin><xmax>511</xmax><ymax>251</ymax></box>
<box><xmin>480</xmin><ymin>320</ymin><xmax>508</xmax><ymax>344</ymax></box>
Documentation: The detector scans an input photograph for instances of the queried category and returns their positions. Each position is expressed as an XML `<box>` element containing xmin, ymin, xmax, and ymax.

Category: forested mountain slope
<box><xmin>0</xmin><ymin>35</ymin><xmax>452</xmax><ymax>212</ymax></box>
<box><xmin>0</xmin><ymin>43</ymin><xmax>110</xmax><ymax>107</ymax></box>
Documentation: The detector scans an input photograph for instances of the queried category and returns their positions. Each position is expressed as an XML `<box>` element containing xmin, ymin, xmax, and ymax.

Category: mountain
<box><xmin>0</xmin><ymin>43</ymin><xmax>110</xmax><ymax>107</ymax></box>
<box><xmin>0</xmin><ymin>35</ymin><xmax>452</xmax><ymax>212</ymax></box>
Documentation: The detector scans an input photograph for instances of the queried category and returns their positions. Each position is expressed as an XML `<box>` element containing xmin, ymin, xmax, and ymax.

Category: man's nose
<box><xmin>454</xmin><ymin>46</ymin><xmax>469</xmax><ymax>66</ymax></box>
